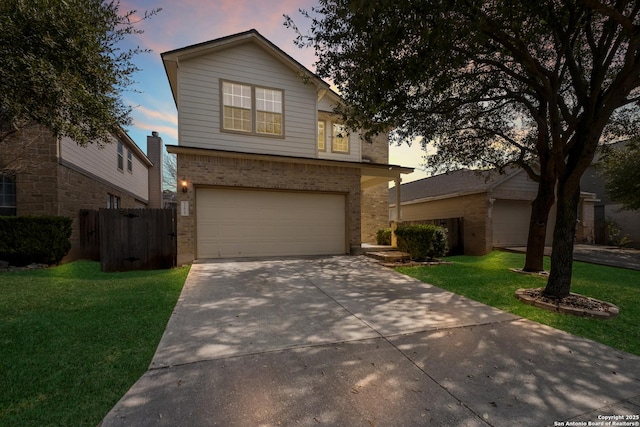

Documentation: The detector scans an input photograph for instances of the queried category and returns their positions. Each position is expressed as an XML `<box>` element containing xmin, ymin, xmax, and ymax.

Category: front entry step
<box><xmin>365</xmin><ymin>251</ymin><xmax>411</xmax><ymax>263</ymax></box>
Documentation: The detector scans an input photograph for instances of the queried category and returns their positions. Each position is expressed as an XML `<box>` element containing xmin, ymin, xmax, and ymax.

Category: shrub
<box><xmin>0</xmin><ymin>216</ymin><xmax>72</xmax><ymax>266</ymax></box>
<box><xmin>395</xmin><ymin>224</ymin><xmax>448</xmax><ymax>260</ymax></box>
<box><xmin>376</xmin><ymin>228</ymin><xmax>392</xmax><ymax>245</ymax></box>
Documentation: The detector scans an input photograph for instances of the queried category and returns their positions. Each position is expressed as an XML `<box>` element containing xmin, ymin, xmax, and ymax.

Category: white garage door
<box><xmin>196</xmin><ymin>188</ymin><xmax>346</xmax><ymax>258</ymax></box>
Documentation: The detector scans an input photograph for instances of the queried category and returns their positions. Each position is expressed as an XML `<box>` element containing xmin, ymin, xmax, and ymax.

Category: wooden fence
<box><xmin>80</xmin><ymin>208</ymin><xmax>176</xmax><ymax>272</ymax></box>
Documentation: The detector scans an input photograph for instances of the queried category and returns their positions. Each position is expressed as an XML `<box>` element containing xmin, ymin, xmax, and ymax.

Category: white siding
<box><xmin>59</xmin><ymin>136</ymin><xmax>149</xmax><ymax>201</ymax></box>
<box><xmin>177</xmin><ymin>43</ymin><xmax>318</xmax><ymax>158</ymax></box>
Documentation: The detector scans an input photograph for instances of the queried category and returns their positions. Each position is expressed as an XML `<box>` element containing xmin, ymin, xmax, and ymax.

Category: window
<box><xmin>0</xmin><ymin>175</ymin><xmax>16</xmax><ymax>216</ymax></box>
<box><xmin>117</xmin><ymin>140</ymin><xmax>124</xmax><ymax>171</ymax></box>
<box><xmin>256</xmin><ymin>88</ymin><xmax>282</xmax><ymax>135</ymax></box>
<box><xmin>222</xmin><ymin>81</ymin><xmax>283</xmax><ymax>136</ymax></box>
<box><xmin>317</xmin><ymin>121</ymin><xmax>326</xmax><ymax>151</ymax></box>
<box><xmin>222</xmin><ymin>82</ymin><xmax>251</xmax><ymax>132</ymax></box>
<box><xmin>107</xmin><ymin>193</ymin><xmax>120</xmax><ymax>209</ymax></box>
<box><xmin>332</xmin><ymin>123</ymin><xmax>349</xmax><ymax>153</ymax></box>
<box><xmin>127</xmin><ymin>149</ymin><xmax>132</xmax><ymax>173</ymax></box>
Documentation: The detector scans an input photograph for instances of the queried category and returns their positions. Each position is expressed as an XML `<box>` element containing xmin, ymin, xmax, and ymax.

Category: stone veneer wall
<box><xmin>176</xmin><ymin>153</ymin><xmax>361</xmax><ymax>265</ymax></box>
<box><xmin>360</xmin><ymin>132</ymin><xmax>391</xmax><ymax>243</ymax></box>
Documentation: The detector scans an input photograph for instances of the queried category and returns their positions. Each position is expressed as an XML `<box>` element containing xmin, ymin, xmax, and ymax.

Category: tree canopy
<box><xmin>0</xmin><ymin>0</ymin><xmax>159</xmax><ymax>147</ymax></box>
<box><xmin>287</xmin><ymin>0</ymin><xmax>640</xmax><ymax>298</ymax></box>
<box><xmin>601</xmin><ymin>140</ymin><xmax>640</xmax><ymax>211</ymax></box>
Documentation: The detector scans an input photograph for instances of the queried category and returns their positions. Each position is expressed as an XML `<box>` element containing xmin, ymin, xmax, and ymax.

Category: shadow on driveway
<box><xmin>101</xmin><ymin>256</ymin><xmax>640</xmax><ymax>426</ymax></box>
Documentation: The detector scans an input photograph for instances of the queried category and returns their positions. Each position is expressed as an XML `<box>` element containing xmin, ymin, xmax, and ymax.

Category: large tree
<box><xmin>0</xmin><ymin>0</ymin><xmax>159</xmax><ymax>159</ymax></box>
<box><xmin>287</xmin><ymin>0</ymin><xmax>640</xmax><ymax>298</ymax></box>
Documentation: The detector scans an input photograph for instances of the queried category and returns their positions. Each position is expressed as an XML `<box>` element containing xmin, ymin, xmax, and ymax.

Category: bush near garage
<box><xmin>395</xmin><ymin>224</ymin><xmax>448</xmax><ymax>261</ymax></box>
<box><xmin>376</xmin><ymin>228</ymin><xmax>392</xmax><ymax>245</ymax></box>
<box><xmin>0</xmin><ymin>216</ymin><xmax>72</xmax><ymax>266</ymax></box>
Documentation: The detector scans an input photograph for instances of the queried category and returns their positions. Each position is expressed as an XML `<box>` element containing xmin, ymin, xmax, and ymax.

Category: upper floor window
<box><xmin>317</xmin><ymin>121</ymin><xmax>326</xmax><ymax>151</ymax></box>
<box><xmin>332</xmin><ymin>123</ymin><xmax>349</xmax><ymax>153</ymax></box>
<box><xmin>117</xmin><ymin>140</ymin><xmax>124</xmax><ymax>171</ymax></box>
<box><xmin>127</xmin><ymin>150</ymin><xmax>133</xmax><ymax>173</ymax></box>
<box><xmin>0</xmin><ymin>175</ymin><xmax>16</xmax><ymax>216</ymax></box>
<box><xmin>222</xmin><ymin>81</ymin><xmax>283</xmax><ymax>137</ymax></box>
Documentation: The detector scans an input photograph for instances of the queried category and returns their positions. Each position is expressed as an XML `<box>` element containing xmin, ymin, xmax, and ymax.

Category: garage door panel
<box><xmin>197</xmin><ymin>188</ymin><xmax>346</xmax><ymax>258</ymax></box>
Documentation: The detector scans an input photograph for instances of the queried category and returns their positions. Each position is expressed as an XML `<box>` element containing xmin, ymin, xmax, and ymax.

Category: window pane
<box><xmin>224</xmin><ymin>82</ymin><xmax>251</xmax><ymax>109</ymax></box>
<box><xmin>0</xmin><ymin>175</ymin><xmax>16</xmax><ymax>213</ymax></box>
<box><xmin>332</xmin><ymin>123</ymin><xmax>349</xmax><ymax>153</ymax></box>
<box><xmin>224</xmin><ymin>106</ymin><xmax>251</xmax><ymax>132</ymax></box>
<box><xmin>318</xmin><ymin>121</ymin><xmax>325</xmax><ymax>150</ymax></box>
<box><xmin>257</xmin><ymin>111</ymin><xmax>282</xmax><ymax>135</ymax></box>
<box><xmin>256</xmin><ymin>88</ymin><xmax>282</xmax><ymax>113</ymax></box>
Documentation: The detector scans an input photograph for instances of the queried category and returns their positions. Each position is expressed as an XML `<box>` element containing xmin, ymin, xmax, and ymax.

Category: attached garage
<box><xmin>196</xmin><ymin>188</ymin><xmax>347</xmax><ymax>258</ymax></box>
<box><xmin>492</xmin><ymin>200</ymin><xmax>557</xmax><ymax>247</ymax></box>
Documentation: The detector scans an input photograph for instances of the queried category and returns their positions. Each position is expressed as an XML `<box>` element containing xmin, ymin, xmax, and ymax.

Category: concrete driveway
<box><xmin>101</xmin><ymin>256</ymin><xmax>640</xmax><ymax>426</ymax></box>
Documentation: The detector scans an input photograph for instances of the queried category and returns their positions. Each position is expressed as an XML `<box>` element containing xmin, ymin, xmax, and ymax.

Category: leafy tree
<box><xmin>287</xmin><ymin>0</ymin><xmax>640</xmax><ymax>298</ymax></box>
<box><xmin>0</xmin><ymin>0</ymin><xmax>159</xmax><ymax>153</ymax></box>
<box><xmin>601</xmin><ymin>140</ymin><xmax>640</xmax><ymax>211</ymax></box>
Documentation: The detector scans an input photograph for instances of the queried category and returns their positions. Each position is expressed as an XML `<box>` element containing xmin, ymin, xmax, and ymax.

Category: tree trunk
<box><xmin>523</xmin><ymin>176</ymin><xmax>556</xmax><ymax>272</ymax></box>
<box><xmin>544</xmin><ymin>183</ymin><xmax>581</xmax><ymax>299</ymax></box>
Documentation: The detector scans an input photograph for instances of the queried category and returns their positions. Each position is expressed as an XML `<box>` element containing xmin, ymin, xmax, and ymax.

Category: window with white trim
<box><xmin>222</xmin><ymin>81</ymin><xmax>283</xmax><ymax>136</ymax></box>
<box><xmin>332</xmin><ymin>123</ymin><xmax>349</xmax><ymax>153</ymax></box>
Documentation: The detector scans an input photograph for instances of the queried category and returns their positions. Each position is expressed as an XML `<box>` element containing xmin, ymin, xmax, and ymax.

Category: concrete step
<box><xmin>365</xmin><ymin>250</ymin><xmax>411</xmax><ymax>262</ymax></box>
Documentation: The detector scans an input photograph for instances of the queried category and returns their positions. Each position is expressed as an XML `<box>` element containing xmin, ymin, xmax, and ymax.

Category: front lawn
<box><xmin>0</xmin><ymin>261</ymin><xmax>189</xmax><ymax>427</ymax></box>
<box><xmin>397</xmin><ymin>251</ymin><xmax>640</xmax><ymax>356</ymax></box>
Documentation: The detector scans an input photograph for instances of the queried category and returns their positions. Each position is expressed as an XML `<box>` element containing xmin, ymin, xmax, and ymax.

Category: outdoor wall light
<box><xmin>181</xmin><ymin>177</ymin><xmax>188</xmax><ymax>193</ymax></box>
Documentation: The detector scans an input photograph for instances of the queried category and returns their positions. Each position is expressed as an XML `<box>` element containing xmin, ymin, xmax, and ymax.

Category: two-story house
<box><xmin>162</xmin><ymin>30</ymin><xmax>413</xmax><ymax>264</ymax></box>
<box><xmin>0</xmin><ymin>124</ymin><xmax>163</xmax><ymax>260</ymax></box>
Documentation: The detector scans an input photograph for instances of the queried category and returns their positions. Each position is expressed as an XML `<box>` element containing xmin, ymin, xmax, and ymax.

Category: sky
<box><xmin>119</xmin><ymin>0</ymin><xmax>430</xmax><ymax>182</ymax></box>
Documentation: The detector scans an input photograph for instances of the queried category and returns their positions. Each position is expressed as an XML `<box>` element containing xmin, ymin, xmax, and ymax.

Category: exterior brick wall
<box><xmin>3</xmin><ymin>125</ymin><xmax>147</xmax><ymax>262</ymax></box>
<box><xmin>361</xmin><ymin>184</ymin><xmax>389</xmax><ymax>243</ymax></box>
<box><xmin>462</xmin><ymin>193</ymin><xmax>492</xmax><ymax>256</ymax></box>
<box><xmin>176</xmin><ymin>152</ymin><xmax>361</xmax><ymax>265</ymax></box>
<box><xmin>360</xmin><ymin>131</ymin><xmax>392</xmax><ymax>243</ymax></box>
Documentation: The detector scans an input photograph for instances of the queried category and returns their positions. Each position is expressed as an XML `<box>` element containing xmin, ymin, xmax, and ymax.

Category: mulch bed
<box><xmin>515</xmin><ymin>287</ymin><xmax>620</xmax><ymax>319</ymax></box>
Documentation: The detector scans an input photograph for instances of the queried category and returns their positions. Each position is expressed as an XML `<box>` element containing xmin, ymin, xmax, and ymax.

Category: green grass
<box><xmin>396</xmin><ymin>251</ymin><xmax>640</xmax><ymax>356</ymax></box>
<box><xmin>0</xmin><ymin>261</ymin><xmax>189</xmax><ymax>427</ymax></box>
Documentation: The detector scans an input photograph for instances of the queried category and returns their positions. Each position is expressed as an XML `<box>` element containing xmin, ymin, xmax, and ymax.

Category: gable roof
<box><xmin>389</xmin><ymin>167</ymin><xmax>523</xmax><ymax>204</ymax></box>
<box><xmin>161</xmin><ymin>29</ymin><xmax>338</xmax><ymax>106</ymax></box>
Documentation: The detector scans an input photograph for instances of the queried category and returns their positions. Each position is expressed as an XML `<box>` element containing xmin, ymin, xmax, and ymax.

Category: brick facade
<box><xmin>176</xmin><ymin>152</ymin><xmax>361</xmax><ymax>265</ymax></box>
<box><xmin>360</xmin><ymin>132</ymin><xmax>391</xmax><ymax>243</ymax></box>
<box><xmin>2</xmin><ymin>125</ymin><xmax>152</xmax><ymax>262</ymax></box>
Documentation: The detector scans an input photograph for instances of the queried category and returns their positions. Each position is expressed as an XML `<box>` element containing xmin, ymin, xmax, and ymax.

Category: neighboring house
<box><xmin>581</xmin><ymin>140</ymin><xmax>640</xmax><ymax>248</ymax></box>
<box><xmin>0</xmin><ymin>125</ymin><xmax>164</xmax><ymax>260</ymax></box>
<box><xmin>162</xmin><ymin>29</ymin><xmax>413</xmax><ymax>264</ymax></box>
<box><xmin>389</xmin><ymin>168</ymin><xmax>597</xmax><ymax>255</ymax></box>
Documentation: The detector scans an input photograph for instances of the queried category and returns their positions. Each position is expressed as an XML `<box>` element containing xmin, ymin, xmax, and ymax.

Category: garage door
<box><xmin>492</xmin><ymin>200</ymin><xmax>556</xmax><ymax>247</ymax></box>
<box><xmin>196</xmin><ymin>188</ymin><xmax>346</xmax><ymax>258</ymax></box>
